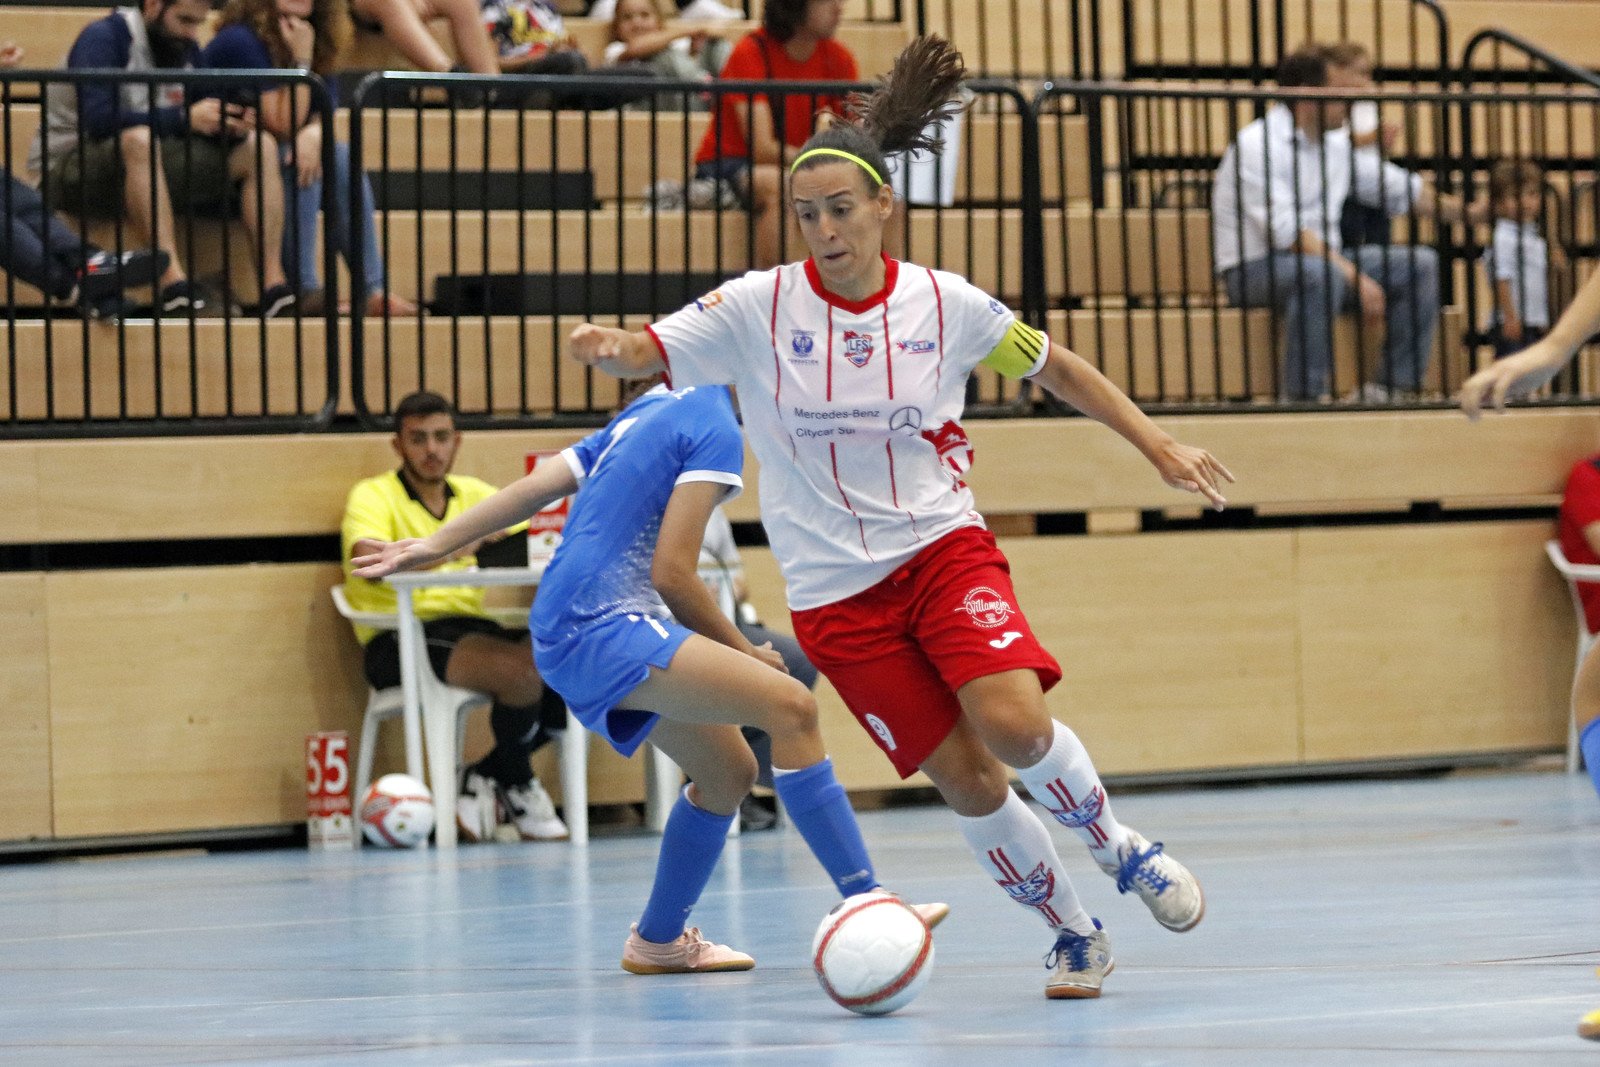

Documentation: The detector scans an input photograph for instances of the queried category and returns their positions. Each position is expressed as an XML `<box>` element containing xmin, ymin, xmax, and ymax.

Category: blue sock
<box><xmin>635</xmin><ymin>789</ymin><xmax>735</xmax><ymax>945</ymax></box>
<box><xmin>1582</xmin><ymin>719</ymin><xmax>1600</xmax><ymax>803</ymax></box>
<box><xmin>773</xmin><ymin>758</ymin><xmax>878</xmax><ymax>897</ymax></box>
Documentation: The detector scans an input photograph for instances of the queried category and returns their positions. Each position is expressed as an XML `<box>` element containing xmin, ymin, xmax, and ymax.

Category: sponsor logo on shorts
<box><xmin>864</xmin><ymin>713</ymin><xmax>897</xmax><ymax>751</ymax></box>
<box><xmin>843</xmin><ymin>330</ymin><xmax>874</xmax><ymax>368</ymax></box>
<box><xmin>959</xmin><ymin>586</ymin><xmax>1014</xmax><ymax>629</ymax></box>
<box><xmin>989</xmin><ymin>630</ymin><xmax>1023</xmax><ymax>650</ymax></box>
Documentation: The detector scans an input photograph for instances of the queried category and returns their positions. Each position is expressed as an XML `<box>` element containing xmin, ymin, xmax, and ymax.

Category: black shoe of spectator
<box><xmin>82</xmin><ymin>294</ymin><xmax>140</xmax><ymax>323</ymax></box>
<box><xmin>159</xmin><ymin>280</ymin><xmax>210</xmax><ymax>315</ymax></box>
<box><xmin>258</xmin><ymin>283</ymin><xmax>297</xmax><ymax>319</ymax></box>
<box><xmin>76</xmin><ymin>248</ymin><xmax>170</xmax><ymax>304</ymax></box>
<box><xmin>738</xmin><ymin>794</ymin><xmax>778</xmax><ymax>832</ymax></box>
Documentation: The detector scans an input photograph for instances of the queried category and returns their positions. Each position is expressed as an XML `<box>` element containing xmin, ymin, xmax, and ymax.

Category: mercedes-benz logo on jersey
<box><xmin>959</xmin><ymin>586</ymin><xmax>1014</xmax><ymax>628</ymax></box>
<box><xmin>791</xmin><ymin>329</ymin><xmax>815</xmax><ymax>356</ymax></box>
<box><xmin>888</xmin><ymin>406</ymin><xmax>922</xmax><ymax>435</ymax></box>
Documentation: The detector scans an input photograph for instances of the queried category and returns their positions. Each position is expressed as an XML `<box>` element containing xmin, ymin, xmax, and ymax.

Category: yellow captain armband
<box><xmin>980</xmin><ymin>319</ymin><xmax>1050</xmax><ymax>380</ymax></box>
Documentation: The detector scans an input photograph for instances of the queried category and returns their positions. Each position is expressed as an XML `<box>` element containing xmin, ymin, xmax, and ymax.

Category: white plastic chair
<box><xmin>333</xmin><ymin>585</ymin><xmax>592</xmax><ymax>845</ymax></box>
<box><xmin>1543</xmin><ymin>540</ymin><xmax>1598</xmax><ymax>773</ymax></box>
<box><xmin>331</xmin><ymin>586</ymin><xmax>492</xmax><ymax>820</ymax></box>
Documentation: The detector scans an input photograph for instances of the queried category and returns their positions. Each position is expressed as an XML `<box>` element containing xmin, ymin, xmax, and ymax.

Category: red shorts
<box><xmin>790</xmin><ymin>526</ymin><xmax>1062</xmax><ymax>778</ymax></box>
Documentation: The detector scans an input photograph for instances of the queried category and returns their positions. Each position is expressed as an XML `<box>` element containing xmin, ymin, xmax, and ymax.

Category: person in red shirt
<box><xmin>1559</xmin><ymin>456</ymin><xmax>1600</xmax><ymax>638</ymax></box>
<box><xmin>693</xmin><ymin>0</ymin><xmax>855</xmax><ymax>267</ymax></box>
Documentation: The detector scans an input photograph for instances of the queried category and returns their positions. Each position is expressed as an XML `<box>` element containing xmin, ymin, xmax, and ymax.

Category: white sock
<box><xmin>954</xmin><ymin>789</ymin><xmax>1094</xmax><ymax>935</ymax></box>
<box><xmin>1014</xmin><ymin>720</ymin><xmax>1130</xmax><ymax>866</ymax></box>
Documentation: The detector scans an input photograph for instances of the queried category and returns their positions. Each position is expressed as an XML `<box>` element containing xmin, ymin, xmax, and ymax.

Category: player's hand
<box><xmin>351</xmin><ymin>537</ymin><xmax>445</xmax><ymax>578</ymax></box>
<box><xmin>750</xmin><ymin>641</ymin><xmax>789</xmax><ymax>674</ymax></box>
<box><xmin>569</xmin><ymin>323</ymin><xmax>641</xmax><ymax>373</ymax></box>
<box><xmin>1458</xmin><ymin>339</ymin><xmax>1570</xmax><ymax>419</ymax></box>
<box><xmin>1153</xmin><ymin>441</ymin><xmax>1233</xmax><ymax>511</ymax></box>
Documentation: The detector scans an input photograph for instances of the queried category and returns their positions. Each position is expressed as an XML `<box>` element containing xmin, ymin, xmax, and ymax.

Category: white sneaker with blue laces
<box><xmin>1044</xmin><ymin>920</ymin><xmax>1114</xmax><ymax>999</ymax></box>
<box><xmin>1099</xmin><ymin>829</ymin><xmax>1205</xmax><ymax>932</ymax></box>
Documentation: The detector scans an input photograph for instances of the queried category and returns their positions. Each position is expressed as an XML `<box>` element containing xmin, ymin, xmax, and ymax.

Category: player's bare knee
<box><xmin>763</xmin><ymin>679</ymin><xmax>818</xmax><ymax>741</ymax></box>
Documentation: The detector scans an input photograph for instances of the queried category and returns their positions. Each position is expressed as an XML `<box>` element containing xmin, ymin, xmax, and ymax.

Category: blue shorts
<box><xmin>532</xmin><ymin>613</ymin><xmax>693</xmax><ymax>757</ymax></box>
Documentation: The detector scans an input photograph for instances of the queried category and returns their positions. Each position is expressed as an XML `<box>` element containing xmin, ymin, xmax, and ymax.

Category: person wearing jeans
<box><xmin>1212</xmin><ymin>45</ymin><xmax>1466</xmax><ymax>401</ymax></box>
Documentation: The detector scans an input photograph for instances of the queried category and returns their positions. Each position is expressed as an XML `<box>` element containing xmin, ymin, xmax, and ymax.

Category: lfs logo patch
<box><xmin>959</xmin><ymin>586</ymin><xmax>1014</xmax><ymax>628</ymax></box>
<box><xmin>997</xmin><ymin>859</ymin><xmax>1056</xmax><ymax>910</ymax></box>
<box><xmin>842</xmin><ymin>330</ymin><xmax>873</xmax><ymax>367</ymax></box>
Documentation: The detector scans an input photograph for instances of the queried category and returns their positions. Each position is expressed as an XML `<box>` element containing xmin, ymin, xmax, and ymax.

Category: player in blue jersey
<box><xmin>353</xmin><ymin>380</ymin><xmax>945</xmax><ymax>974</ymax></box>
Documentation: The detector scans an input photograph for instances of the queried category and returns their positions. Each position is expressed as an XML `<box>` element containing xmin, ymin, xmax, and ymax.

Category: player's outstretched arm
<box><xmin>352</xmin><ymin>460</ymin><xmax>582</xmax><ymax>579</ymax></box>
<box><xmin>1030</xmin><ymin>343</ymin><xmax>1234</xmax><ymax>511</ymax></box>
<box><xmin>569</xmin><ymin>324</ymin><xmax>668</xmax><ymax>379</ymax></box>
<box><xmin>1459</xmin><ymin>266</ymin><xmax>1600</xmax><ymax>419</ymax></box>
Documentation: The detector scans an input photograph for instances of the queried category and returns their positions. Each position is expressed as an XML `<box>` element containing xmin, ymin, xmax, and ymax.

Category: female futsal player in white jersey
<box><xmin>353</xmin><ymin>381</ymin><xmax>944</xmax><ymax>976</ymax></box>
<box><xmin>1460</xmin><ymin>265</ymin><xmax>1600</xmax><ymax>1043</ymax></box>
<box><xmin>569</xmin><ymin>35</ymin><xmax>1235</xmax><ymax>999</ymax></box>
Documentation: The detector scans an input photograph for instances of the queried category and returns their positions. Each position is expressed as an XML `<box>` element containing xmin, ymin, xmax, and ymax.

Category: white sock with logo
<box><xmin>1014</xmin><ymin>720</ymin><xmax>1131</xmax><ymax>867</ymax></box>
<box><xmin>954</xmin><ymin>788</ymin><xmax>1094</xmax><ymax>935</ymax></box>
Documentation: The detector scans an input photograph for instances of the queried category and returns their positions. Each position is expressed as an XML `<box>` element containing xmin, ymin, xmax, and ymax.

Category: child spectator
<box><xmin>603</xmin><ymin>0</ymin><xmax>730</xmax><ymax>90</ymax></box>
<box><xmin>1483</xmin><ymin>159</ymin><xmax>1554</xmax><ymax>358</ymax></box>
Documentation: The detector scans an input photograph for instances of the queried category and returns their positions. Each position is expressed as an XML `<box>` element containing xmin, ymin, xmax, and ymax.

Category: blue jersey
<box><xmin>530</xmin><ymin>385</ymin><xmax>743</xmax><ymax>640</ymax></box>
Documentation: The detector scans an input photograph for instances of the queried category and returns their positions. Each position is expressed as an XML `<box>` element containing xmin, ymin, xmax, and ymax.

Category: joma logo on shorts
<box><xmin>864</xmin><ymin>713</ymin><xmax>897</xmax><ymax>751</ymax></box>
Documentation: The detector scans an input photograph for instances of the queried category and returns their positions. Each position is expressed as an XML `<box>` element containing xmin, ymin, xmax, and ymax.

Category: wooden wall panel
<box><xmin>1297</xmin><ymin>521</ymin><xmax>1572</xmax><ymax>760</ymax></box>
<box><xmin>1015</xmin><ymin>532</ymin><xmax>1303</xmax><ymax>773</ymax></box>
<box><xmin>46</xmin><ymin>562</ymin><xmax>368</xmax><ymax>837</ymax></box>
<box><xmin>0</xmin><ymin>574</ymin><xmax>52</xmax><ymax>841</ymax></box>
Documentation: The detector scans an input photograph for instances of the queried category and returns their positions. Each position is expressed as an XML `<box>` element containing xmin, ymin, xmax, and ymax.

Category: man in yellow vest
<box><xmin>342</xmin><ymin>390</ymin><xmax>568</xmax><ymax>841</ymax></box>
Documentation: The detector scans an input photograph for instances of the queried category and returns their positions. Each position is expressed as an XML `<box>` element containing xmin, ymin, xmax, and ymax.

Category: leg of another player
<box><xmin>1570</xmin><ymin>638</ymin><xmax>1600</xmax><ymax>801</ymax></box>
<box><xmin>621</xmin><ymin>635</ymin><xmax>881</xmax><ymax>899</ymax></box>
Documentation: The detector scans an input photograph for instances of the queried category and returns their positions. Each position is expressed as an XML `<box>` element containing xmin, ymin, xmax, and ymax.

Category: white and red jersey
<box><xmin>647</xmin><ymin>255</ymin><xmax>1046</xmax><ymax>610</ymax></box>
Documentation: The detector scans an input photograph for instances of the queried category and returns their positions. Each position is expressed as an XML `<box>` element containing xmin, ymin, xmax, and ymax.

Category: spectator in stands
<box><xmin>202</xmin><ymin>0</ymin><xmax>418</xmax><ymax>317</ymax></box>
<box><xmin>603</xmin><ymin>0</ymin><xmax>732</xmax><ymax>91</ymax></box>
<box><xmin>1</xmin><ymin>42</ymin><xmax>170</xmax><ymax>319</ymax></box>
<box><xmin>28</xmin><ymin>0</ymin><xmax>296</xmax><ymax>316</ymax></box>
<box><xmin>1212</xmin><ymin>45</ymin><xmax>1469</xmax><ymax>402</ymax></box>
<box><xmin>693</xmin><ymin>0</ymin><xmax>857</xmax><ymax>268</ymax></box>
<box><xmin>350</xmin><ymin>0</ymin><xmax>500</xmax><ymax>75</ymax></box>
<box><xmin>1482</xmin><ymin>159</ymin><xmax>1556</xmax><ymax>358</ymax></box>
<box><xmin>342</xmin><ymin>390</ymin><xmax>570</xmax><ymax>842</ymax></box>
<box><xmin>589</xmin><ymin>0</ymin><xmax>742</xmax><ymax>20</ymax></box>
<box><xmin>1322</xmin><ymin>42</ymin><xmax>1395</xmax><ymax>251</ymax></box>
<box><xmin>480</xmin><ymin>0</ymin><xmax>588</xmax><ymax>75</ymax></box>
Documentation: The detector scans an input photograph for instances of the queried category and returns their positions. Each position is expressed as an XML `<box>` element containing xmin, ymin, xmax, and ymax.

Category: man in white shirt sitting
<box><xmin>1212</xmin><ymin>46</ymin><xmax>1467</xmax><ymax>402</ymax></box>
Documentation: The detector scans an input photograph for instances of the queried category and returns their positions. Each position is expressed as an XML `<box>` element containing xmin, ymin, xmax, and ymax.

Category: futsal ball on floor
<box><xmin>812</xmin><ymin>891</ymin><xmax>935</xmax><ymax>1015</ymax></box>
<box><xmin>359</xmin><ymin>773</ymin><xmax>434</xmax><ymax>848</ymax></box>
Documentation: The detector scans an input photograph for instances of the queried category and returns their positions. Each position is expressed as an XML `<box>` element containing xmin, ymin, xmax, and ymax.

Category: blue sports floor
<box><xmin>2</xmin><ymin>767</ymin><xmax>1596</xmax><ymax>1065</ymax></box>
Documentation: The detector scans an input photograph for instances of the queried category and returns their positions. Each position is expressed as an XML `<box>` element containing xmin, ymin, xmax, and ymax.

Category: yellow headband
<box><xmin>789</xmin><ymin>147</ymin><xmax>885</xmax><ymax>187</ymax></box>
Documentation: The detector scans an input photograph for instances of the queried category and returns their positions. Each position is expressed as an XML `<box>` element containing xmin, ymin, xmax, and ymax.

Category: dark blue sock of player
<box><xmin>1582</xmin><ymin>718</ymin><xmax>1600</xmax><ymax>801</ymax></box>
<box><xmin>773</xmin><ymin>758</ymin><xmax>878</xmax><ymax>897</ymax></box>
<box><xmin>635</xmin><ymin>788</ymin><xmax>735</xmax><ymax>944</ymax></box>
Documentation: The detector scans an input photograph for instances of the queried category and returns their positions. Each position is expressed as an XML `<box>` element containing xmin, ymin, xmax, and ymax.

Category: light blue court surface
<box><xmin>2</xmin><ymin>768</ymin><xmax>1597</xmax><ymax>1065</ymax></box>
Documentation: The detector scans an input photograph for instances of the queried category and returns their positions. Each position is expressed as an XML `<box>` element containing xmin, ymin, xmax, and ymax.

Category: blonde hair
<box><xmin>609</xmin><ymin>0</ymin><xmax>669</xmax><ymax>43</ymax></box>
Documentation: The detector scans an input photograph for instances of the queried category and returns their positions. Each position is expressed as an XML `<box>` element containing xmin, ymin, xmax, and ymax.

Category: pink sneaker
<box><xmin>621</xmin><ymin>924</ymin><xmax>756</xmax><ymax>974</ymax></box>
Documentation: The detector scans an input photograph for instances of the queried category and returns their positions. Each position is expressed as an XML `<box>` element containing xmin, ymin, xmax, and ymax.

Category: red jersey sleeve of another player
<box><xmin>1562</xmin><ymin>459</ymin><xmax>1600</xmax><ymax>555</ymax></box>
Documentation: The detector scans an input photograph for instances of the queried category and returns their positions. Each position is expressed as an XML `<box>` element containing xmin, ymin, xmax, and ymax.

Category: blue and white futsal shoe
<box><xmin>1099</xmin><ymin>829</ymin><xmax>1205</xmax><ymax>932</ymax></box>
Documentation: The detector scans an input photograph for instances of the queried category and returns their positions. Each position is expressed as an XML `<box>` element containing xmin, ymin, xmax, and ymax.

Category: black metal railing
<box><xmin>347</xmin><ymin>72</ymin><xmax>1036</xmax><ymax>426</ymax></box>
<box><xmin>1037</xmin><ymin>80</ymin><xmax>1595</xmax><ymax>408</ymax></box>
<box><xmin>0</xmin><ymin>68</ymin><xmax>339</xmax><ymax>436</ymax></box>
